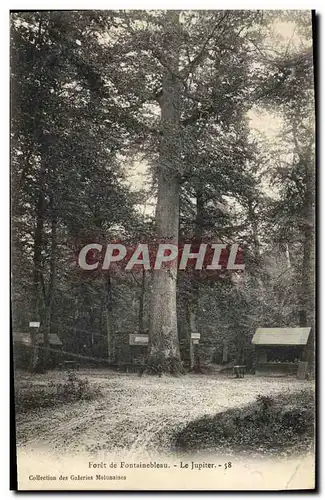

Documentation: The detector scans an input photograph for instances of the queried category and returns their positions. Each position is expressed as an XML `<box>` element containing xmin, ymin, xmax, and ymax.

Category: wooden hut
<box><xmin>13</xmin><ymin>331</ymin><xmax>63</xmax><ymax>369</ymax></box>
<box><xmin>252</xmin><ymin>327</ymin><xmax>311</xmax><ymax>378</ymax></box>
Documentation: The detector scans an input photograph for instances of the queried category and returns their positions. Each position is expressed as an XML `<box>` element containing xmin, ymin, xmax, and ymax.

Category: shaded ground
<box><xmin>15</xmin><ymin>369</ymin><xmax>314</xmax><ymax>459</ymax></box>
<box><xmin>174</xmin><ymin>389</ymin><xmax>314</xmax><ymax>457</ymax></box>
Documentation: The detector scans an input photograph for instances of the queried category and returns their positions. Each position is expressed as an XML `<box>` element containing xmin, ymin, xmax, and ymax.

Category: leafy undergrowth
<box><xmin>15</xmin><ymin>372</ymin><xmax>101</xmax><ymax>413</ymax></box>
<box><xmin>173</xmin><ymin>389</ymin><xmax>315</xmax><ymax>457</ymax></box>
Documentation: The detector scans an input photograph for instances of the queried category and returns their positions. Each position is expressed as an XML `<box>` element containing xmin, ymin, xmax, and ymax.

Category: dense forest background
<box><xmin>10</xmin><ymin>10</ymin><xmax>315</xmax><ymax>373</ymax></box>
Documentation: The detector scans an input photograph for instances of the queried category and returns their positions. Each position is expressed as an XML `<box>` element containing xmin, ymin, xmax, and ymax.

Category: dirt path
<box><xmin>15</xmin><ymin>370</ymin><xmax>314</xmax><ymax>458</ymax></box>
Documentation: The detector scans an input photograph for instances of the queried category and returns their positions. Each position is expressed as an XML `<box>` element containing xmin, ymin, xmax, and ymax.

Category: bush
<box><xmin>15</xmin><ymin>373</ymin><xmax>101</xmax><ymax>413</ymax></box>
<box><xmin>174</xmin><ymin>389</ymin><xmax>314</xmax><ymax>455</ymax></box>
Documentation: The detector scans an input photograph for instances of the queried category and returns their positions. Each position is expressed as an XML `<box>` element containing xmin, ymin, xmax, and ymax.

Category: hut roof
<box><xmin>13</xmin><ymin>332</ymin><xmax>63</xmax><ymax>346</ymax></box>
<box><xmin>252</xmin><ymin>327</ymin><xmax>311</xmax><ymax>346</ymax></box>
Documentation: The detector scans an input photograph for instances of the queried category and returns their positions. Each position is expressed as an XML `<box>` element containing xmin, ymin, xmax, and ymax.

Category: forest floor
<box><xmin>15</xmin><ymin>369</ymin><xmax>314</xmax><ymax>459</ymax></box>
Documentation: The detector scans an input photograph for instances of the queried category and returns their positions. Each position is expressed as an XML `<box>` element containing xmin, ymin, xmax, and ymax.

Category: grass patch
<box><xmin>174</xmin><ymin>389</ymin><xmax>315</xmax><ymax>456</ymax></box>
<box><xmin>15</xmin><ymin>372</ymin><xmax>101</xmax><ymax>413</ymax></box>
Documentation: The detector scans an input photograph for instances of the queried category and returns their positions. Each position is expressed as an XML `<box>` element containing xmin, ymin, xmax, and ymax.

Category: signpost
<box><xmin>191</xmin><ymin>332</ymin><xmax>200</xmax><ymax>340</ymax></box>
<box><xmin>29</xmin><ymin>321</ymin><xmax>40</xmax><ymax>328</ymax></box>
<box><xmin>129</xmin><ymin>333</ymin><xmax>149</xmax><ymax>346</ymax></box>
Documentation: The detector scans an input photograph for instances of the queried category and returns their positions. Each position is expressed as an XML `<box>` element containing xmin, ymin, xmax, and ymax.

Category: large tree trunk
<box><xmin>147</xmin><ymin>11</ymin><xmax>182</xmax><ymax>374</ymax></box>
<box><xmin>138</xmin><ymin>269</ymin><xmax>146</xmax><ymax>335</ymax></box>
<box><xmin>29</xmin><ymin>191</ymin><xmax>45</xmax><ymax>372</ymax></box>
<box><xmin>42</xmin><ymin>199</ymin><xmax>57</xmax><ymax>369</ymax></box>
<box><xmin>104</xmin><ymin>273</ymin><xmax>115</xmax><ymax>366</ymax></box>
<box><xmin>299</xmin><ymin>158</ymin><xmax>315</xmax><ymax>375</ymax></box>
<box><xmin>247</xmin><ymin>200</ymin><xmax>260</xmax><ymax>262</ymax></box>
<box><xmin>188</xmin><ymin>187</ymin><xmax>204</xmax><ymax>371</ymax></box>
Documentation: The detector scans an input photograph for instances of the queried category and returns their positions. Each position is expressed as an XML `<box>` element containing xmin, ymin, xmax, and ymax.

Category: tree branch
<box><xmin>131</xmin><ymin>271</ymin><xmax>141</xmax><ymax>286</ymax></box>
<box><xmin>182</xmin><ymin>103</ymin><xmax>219</xmax><ymax>127</ymax></box>
<box><xmin>180</xmin><ymin>12</ymin><xmax>229</xmax><ymax>78</ymax></box>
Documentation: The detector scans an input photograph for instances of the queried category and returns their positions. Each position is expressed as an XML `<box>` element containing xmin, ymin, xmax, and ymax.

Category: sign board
<box><xmin>193</xmin><ymin>339</ymin><xmax>199</xmax><ymax>345</ymax></box>
<box><xmin>129</xmin><ymin>333</ymin><xmax>149</xmax><ymax>346</ymax></box>
<box><xmin>191</xmin><ymin>332</ymin><xmax>200</xmax><ymax>340</ymax></box>
<box><xmin>29</xmin><ymin>321</ymin><xmax>40</xmax><ymax>328</ymax></box>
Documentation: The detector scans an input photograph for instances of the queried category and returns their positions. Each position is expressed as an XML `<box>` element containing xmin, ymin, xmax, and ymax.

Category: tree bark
<box><xmin>104</xmin><ymin>273</ymin><xmax>115</xmax><ymax>365</ymax></box>
<box><xmin>30</xmin><ymin>191</ymin><xmax>45</xmax><ymax>372</ymax></box>
<box><xmin>42</xmin><ymin>198</ymin><xmax>57</xmax><ymax>368</ymax></box>
<box><xmin>147</xmin><ymin>11</ymin><xmax>183</xmax><ymax>374</ymax></box>
<box><xmin>188</xmin><ymin>187</ymin><xmax>204</xmax><ymax>370</ymax></box>
<box><xmin>247</xmin><ymin>200</ymin><xmax>260</xmax><ymax>262</ymax></box>
<box><xmin>138</xmin><ymin>269</ymin><xmax>146</xmax><ymax>335</ymax></box>
<box><xmin>299</xmin><ymin>157</ymin><xmax>315</xmax><ymax>375</ymax></box>
<box><xmin>285</xmin><ymin>243</ymin><xmax>291</xmax><ymax>268</ymax></box>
